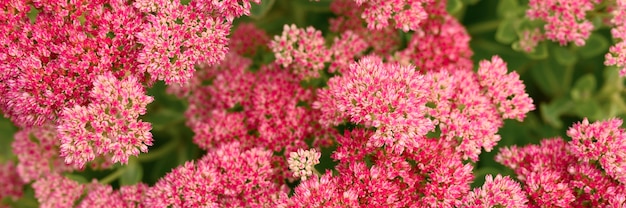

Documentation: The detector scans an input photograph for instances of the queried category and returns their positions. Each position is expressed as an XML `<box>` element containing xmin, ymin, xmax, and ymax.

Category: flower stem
<box><xmin>467</xmin><ymin>20</ymin><xmax>501</xmax><ymax>35</ymax></box>
<box><xmin>99</xmin><ymin>167</ymin><xmax>125</xmax><ymax>184</ymax></box>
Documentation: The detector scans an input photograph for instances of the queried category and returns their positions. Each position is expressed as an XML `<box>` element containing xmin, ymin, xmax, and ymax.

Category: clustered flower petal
<box><xmin>78</xmin><ymin>182</ymin><xmax>147</xmax><ymax>208</ymax></box>
<box><xmin>352</xmin><ymin>0</ymin><xmax>435</xmax><ymax>31</ymax></box>
<box><xmin>288</xmin><ymin>149</ymin><xmax>321</xmax><ymax>180</ymax></box>
<box><xmin>12</xmin><ymin>125</ymin><xmax>74</xmax><ymax>182</ymax></box>
<box><xmin>497</xmin><ymin>118</ymin><xmax>626</xmax><ymax>207</ymax></box>
<box><xmin>32</xmin><ymin>174</ymin><xmax>85</xmax><ymax>208</ymax></box>
<box><xmin>315</xmin><ymin>56</ymin><xmax>434</xmax><ymax>154</ymax></box>
<box><xmin>477</xmin><ymin>56</ymin><xmax>535</xmax><ymax>121</ymax></box>
<box><xmin>134</xmin><ymin>0</ymin><xmax>231</xmax><ymax>85</ymax></box>
<box><xmin>270</xmin><ymin>24</ymin><xmax>331</xmax><ymax>80</ymax></box>
<box><xmin>145</xmin><ymin>142</ymin><xmax>284</xmax><ymax>207</ymax></box>
<box><xmin>567</xmin><ymin>118</ymin><xmax>626</xmax><ymax>183</ymax></box>
<box><xmin>0</xmin><ymin>162</ymin><xmax>23</xmax><ymax>203</ymax></box>
<box><xmin>526</xmin><ymin>0</ymin><xmax>598</xmax><ymax>46</ymax></box>
<box><xmin>605</xmin><ymin>0</ymin><xmax>626</xmax><ymax>76</ymax></box>
<box><xmin>58</xmin><ymin>73</ymin><xmax>154</xmax><ymax>168</ymax></box>
<box><xmin>462</xmin><ymin>174</ymin><xmax>528</xmax><ymax>207</ymax></box>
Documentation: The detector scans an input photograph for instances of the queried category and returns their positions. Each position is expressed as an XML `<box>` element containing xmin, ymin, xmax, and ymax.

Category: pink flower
<box><xmin>135</xmin><ymin>0</ymin><xmax>231</xmax><ymax>85</ymax></box>
<box><xmin>269</xmin><ymin>24</ymin><xmax>331</xmax><ymax>80</ymax></box>
<box><xmin>526</xmin><ymin>0</ymin><xmax>598</xmax><ymax>46</ymax></box>
<box><xmin>229</xmin><ymin>23</ymin><xmax>270</xmax><ymax>57</ymax></box>
<box><xmin>32</xmin><ymin>174</ymin><xmax>84</xmax><ymax>208</ymax></box>
<box><xmin>352</xmin><ymin>0</ymin><xmax>434</xmax><ymax>31</ymax></box>
<box><xmin>314</xmin><ymin>56</ymin><xmax>434</xmax><ymax>154</ymax></box>
<box><xmin>605</xmin><ymin>0</ymin><xmax>626</xmax><ymax>76</ymax></box>
<box><xmin>477</xmin><ymin>56</ymin><xmax>535</xmax><ymax>121</ymax></box>
<box><xmin>12</xmin><ymin>125</ymin><xmax>74</xmax><ymax>182</ymax></box>
<box><xmin>0</xmin><ymin>162</ymin><xmax>23</xmax><ymax>203</ymax></box>
<box><xmin>462</xmin><ymin>175</ymin><xmax>528</xmax><ymax>208</ymax></box>
<box><xmin>288</xmin><ymin>149</ymin><xmax>321</xmax><ymax>180</ymax></box>
<box><xmin>78</xmin><ymin>182</ymin><xmax>147</xmax><ymax>208</ymax></box>
<box><xmin>567</xmin><ymin>118</ymin><xmax>626</xmax><ymax>184</ymax></box>
<box><xmin>58</xmin><ymin>73</ymin><xmax>154</xmax><ymax>168</ymax></box>
<box><xmin>145</xmin><ymin>142</ymin><xmax>284</xmax><ymax>207</ymax></box>
<box><xmin>392</xmin><ymin>9</ymin><xmax>473</xmax><ymax>71</ymax></box>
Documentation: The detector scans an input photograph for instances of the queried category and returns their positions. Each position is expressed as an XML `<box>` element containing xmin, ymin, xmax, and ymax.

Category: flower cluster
<box><xmin>606</xmin><ymin>0</ymin><xmax>626</xmax><ymax>76</ymax></box>
<box><xmin>496</xmin><ymin>118</ymin><xmax>626</xmax><ymax>207</ymax></box>
<box><xmin>57</xmin><ymin>73</ymin><xmax>154</xmax><ymax>168</ymax></box>
<box><xmin>288</xmin><ymin>149</ymin><xmax>321</xmax><ymax>181</ymax></box>
<box><xmin>526</xmin><ymin>0</ymin><xmax>598</xmax><ymax>46</ymax></box>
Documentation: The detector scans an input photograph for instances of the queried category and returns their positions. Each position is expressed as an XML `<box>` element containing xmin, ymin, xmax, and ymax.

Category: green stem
<box><xmin>137</xmin><ymin>139</ymin><xmax>179</xmax><ymax>162</ymax></box>
<box><xmin>467</xmin><ymin>20</ymin><xmax>501</xmax><ymax>35</ymax></box>
<box><xmin>99</xmin><ymin>167</ymin><xmax>125</xmax><ymax>184</ymax></box>
<box><xmin>562</xmin><ymin>65</ymin><xmax>574</xmax><ymax>91</ymax></box>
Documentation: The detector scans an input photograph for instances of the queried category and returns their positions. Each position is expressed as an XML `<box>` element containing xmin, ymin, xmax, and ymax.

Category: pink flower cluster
<box><xmin>12</xmin><ymin>125</ymin><xmax>74</xmax><ymax>182</ymax></box>
<box><xmin>526</xmin><ymin>0</ymin><xmax>599</xmax><ymax>46</ymax></box>
<box><xmin>606</xmin><ymin>0</ymin><xmax>626</xmax><ymax>76</ymax></box>
<box><xmin>32</xmin><ymin>173</ymin><xmax>147</xmax><ymax>208</ymax></box>
<box><xmin>496</xmin><ymin>118</ymin><xmax>626</xmax><ymax>207</ymax></box>
<box><xmin>58</xmin><ymin>73</ymin><xmax>154</xmax><ymax>168</ymax></box>
<box><xmin>351</xmin><ymin>0</ymin><xmax>434</xmax><ymax>31</ymax></box>
<box><xmin>145</xmin><ymin>142</ymin><xmax>284</xmax><ymax>207</ymax></box>
<box><xmin>0</xmin><ymin>162</ymin><xmax>23</xmax><ymax>204</ymax></box>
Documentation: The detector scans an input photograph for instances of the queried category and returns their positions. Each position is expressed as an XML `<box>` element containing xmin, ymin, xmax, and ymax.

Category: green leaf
<box><xmin>578</xmin><ymin>34</ymin><xmax>609</xmax><ymax>58</ymax></box>
<box><xmin>573</xmin><ymin>100</ymin><xmax>605</xmax><ymax>120</ymax></box>
<box><xmin>551</xmin><ymin>45</ymin><xmax>577</xmax><ymax>66</ymax></box>
<box><xmin>64</xmin><ymin>174</ymin><xmax>88</xmax><ymax>184</ymax></box>
<box><xmin>496</xmin><ymin>0</ymin><xmax>519</xmax><ymax>18</ymax></box>
<box><xmin>570</xmin><ymin>74</ymin><xmax>596</xmax><ymax>101</ymax></box>
<box><xmin>540</xmin><ymin>97</ymin><xmax>574</xmax><ymax>128</ymax></box>
<box><xmin>249</xmin><ymin>0</ymin><xmax>276</xmax><ymax>19</ymax></box>
<box><xmin>495</xmin><ymin>18</ymin><xmax>517</xmax><ymax>44</ymax></box>
<box><xmin>446</xmin><ymin>0</ymin><xmax>463</xmax><ymax>15</ymax></box>
<box><xmin>120</xmin><ymin>160</ymin><xmax>143</xmax><ymax>186</ymax></box>
<box><xmin>292</xmin><ymin>0</ymin><xmax>333</xmax><ymax>12</ymax></box>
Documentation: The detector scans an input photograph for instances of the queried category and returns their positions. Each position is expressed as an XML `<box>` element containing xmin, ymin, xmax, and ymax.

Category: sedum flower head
<box><xmin>58</xmin><ymin>73</ymin><xmax>154</xmax><ymax>168</ymax></box>
<box><xmin>288</xmin><ymin>149</ymin><xmax>321</xmax><ymax>181</ymax></box>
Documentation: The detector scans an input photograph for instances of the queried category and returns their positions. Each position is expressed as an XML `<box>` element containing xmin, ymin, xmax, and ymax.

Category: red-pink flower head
<box><xmin>477</xmin><ymin>56</ymin><xmax>535</xmax><ymax>121</ymax></box>
<box><xmin>135</xmin><ymin>0</ymin><xmax>231</xmax><ymax>85</ymax></box>
<box><xmin>12</xmin><ymin>125</ymin><xmax>74</xmax><ymax>183</ymax></box>
<box><xmin>230</xmin><ymin>23</ymin><xmax>270</xmax><ymax>57</ymax></box>
<box><xmin>270</xmin><ymin>24</ymin><xmax>331</xmax><ymax>80</ymax></box>
<box><xmin>526</xmin><ymin>0</ymin><xmax>598</xmax><ymax>46</ymax></box>
<box><xmin>32</xmin><ymin>174</ymin><xmax>85</xmax><ymax>208</ymax></box>
<box><xmin>605</xmin><ymin>0</ymin><xmax>626</xmax><ymax>76</ymax></box>
<box><xmin>393</xmin><ymin>12</ymin><xmax>473</xmax><ymax>72</ymax></box>
<box><xmin>0</xmin><ymin>0</ymin><xmax>144</xmax><ymax>127</ymax></box>
<box><xmin>328</xmin><ymin>31</ymin><xmax>369</xmax><ymax>74</ymax></box>
<box><xmin>78</xmin><ymin>182</ymin><xmax>147</xmax><ymax>208</ymax></box>
<box><xmin>58</xmin><ymin>73</ymin><xmax>153</xmax><ymax>169</ymax></box>
<box><xmin>352</xmin><ymin>0</ymin><xmax>434</xmax><ymax>32</ymax></box>
<box><xmin>462</xmin><ymin>174</ymin><xmax>528</xmax><ymax>208</ymax></box>
<box><xmin>314</xmin><ymin>56</ymin><xmax>434</xmax><ymax>154</ymax></box>
<box><xmin>0</xmin><ymin>162</ymin><xmax>23</xmax><ymax>203</ymax></box>
<box><xmin>329</xmin><ymin>0</ymin><xmax>400</xmax><ymax>55</ymax></box>
<box><xmin>567</xmin><ymin>118</ymin><xmax>626</xmax><ymax>184</ymax></box>
<box><xmin>145</xmin><ymin>142</ymin><xmax>284</xmax><ymax>207</ymax></box>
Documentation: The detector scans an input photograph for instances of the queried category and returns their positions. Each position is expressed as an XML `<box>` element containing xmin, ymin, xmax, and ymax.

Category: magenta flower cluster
<box><xmin>0</xmin><ymin>0</ymin><xmax>625</xmax><ymax>207</ymax></box>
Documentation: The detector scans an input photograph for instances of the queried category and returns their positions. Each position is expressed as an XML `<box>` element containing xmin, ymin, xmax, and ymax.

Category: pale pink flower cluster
<box><xmin>393</xmin><ymin>12</ymin><xmax>473</xmax><ymax>71</ymax></box>
<box><xmin>462</xmin><ymin>175</ymin><xmax>528</xmax><ymax>207</ymax></box>
<box><xmin>497</xmin><ymin>118</ymin><xmax>626</xmax><ymax>207</ymax></box>
<box><xmin>352</xmin><ymin>0</ymin><xmax>434</xmax><ymax>31</ymax></box>
<box><xmin>134</xmin><ymin>0</ymin><xmax>231</xmax><ymax>85</ymax></box>
<box><xmin>288</xmin><ymin>149</ymin><xmax>321</xmax><ymax>180</ymax></box>
<box><xmin>315</xmin><ymin>56</ymin><xmax>435</xmax><ymax>154</ymax></box>
<box><xmin>12</xmin><ymin>125</ymin><xmax>74</xmax><ymax>182</ymax></box>
<box><xmin>0</xmin><ymin>162</ymin><xmax>23</xmax><ymax>203</ymax></box>
<box><xmin>605</xmin><ymin>0</ymin><xmax>626</xmax><ymax>76</ymax></box>
<box><xmin>270</xmin><ymin>24</ymin><xmax>331</xmax><ymax>80</ymax></box>
<box><xmin>526</xmin><ymin>0</ymin><xmax>598</xmax><ymax>46</ymax></box>
<box><xmin>32</xmin><ymin>173</ymin><xmax>147</xmax><ymax>208</ymax></box>
<box><xmin>330</xmin><ymin>0</ymin><xmax>401</xmax><ymax>55</ymax></box>
<box><xmin>145</xmin><ymin>142</ymin><xmax>284</xmax><ymax>207</ymax></box>
<box><xmin>58</xmin><ymin>73</ymin><xmax>154</xmax><ymax>168</ymax></box>
<box><xmin>517</xmin><ymin>28</ymin><xmax>545</xmax><ymax>53</ymax></box>
<box><xmin>567</xmin><ymin>118</ymin><xmax>626</xmax><ymax>183</ymax></box>
<box><xmin>478</xmin><ymin>56</ymin><xmax>535</xmax><ymax>121</ymax></box>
